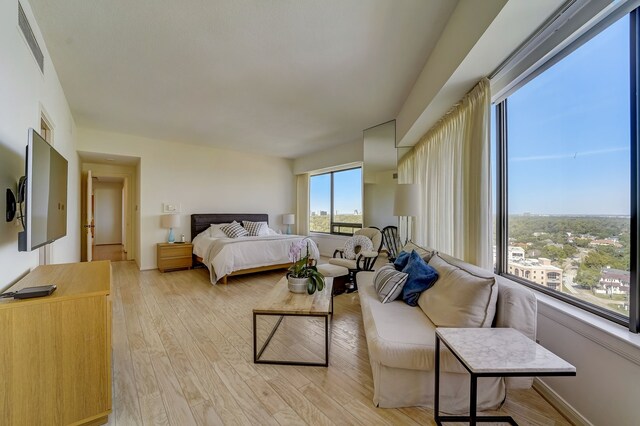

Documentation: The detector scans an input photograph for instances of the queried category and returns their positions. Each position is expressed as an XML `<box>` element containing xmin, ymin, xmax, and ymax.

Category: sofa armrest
<box><xmin>494</xmin><ymin>277</ymin><xmax>537</xmax><ymax>341</ymax></box>
<box><xmin>494</xmin><ymin>276</ymin><xmax>537</xmax><ymax>390</ymax></box>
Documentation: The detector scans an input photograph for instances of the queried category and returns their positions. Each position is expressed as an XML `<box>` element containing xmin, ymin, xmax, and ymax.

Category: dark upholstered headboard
<box><xmin>191</xmin><ymin>213</ymin><xmax>269</xmax><ymax>241</ymax></box>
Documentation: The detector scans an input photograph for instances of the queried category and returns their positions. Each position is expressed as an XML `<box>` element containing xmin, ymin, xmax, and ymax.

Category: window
<box><xmin>309</xmin><ymin>167</ymin><xmax>363</xmax><ymax>235</ymax></box>
<box><xmin>494</xmin><ymin>11</ymin><xmax>639</xmax><ymax>331</ymax></box>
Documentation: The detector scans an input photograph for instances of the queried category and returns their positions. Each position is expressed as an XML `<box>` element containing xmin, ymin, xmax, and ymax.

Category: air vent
<box><xmin>18</xmin><ymin>2</ymin><xmax>44</xmax><ymax>73</ymax></box>
<box><xmin>393</xmin><ymin>173</ymin><xmax>398</xmax><ymax>179</ymax></box>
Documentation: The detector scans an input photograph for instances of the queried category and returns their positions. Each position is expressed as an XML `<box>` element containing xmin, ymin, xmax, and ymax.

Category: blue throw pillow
<box><xmin>401</xmin><ymin>250</ymin><xmax>439</xmax><ymax>306</ymax></box>
<box><xmin>394</xmin><ymin>250</ymin><xmax>411</xmax><ymax>270</ymax></box>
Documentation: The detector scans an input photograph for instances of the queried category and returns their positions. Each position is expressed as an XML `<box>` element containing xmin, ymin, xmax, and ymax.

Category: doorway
<box><xmin>93</xmin><ymin>177</ymin><xmax>126</xmax><ymax>261</ymax></box>
<box><xmin>79</xmin><ymin>153</ymin><xmax>139</xmax><ymax>265</ymax></box>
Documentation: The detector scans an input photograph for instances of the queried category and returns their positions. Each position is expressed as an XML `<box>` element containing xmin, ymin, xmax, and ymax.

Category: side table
<box><xmin>157</xmin><ymin>242</ymin><xmax>193</xmax><ymax>272</ymax></box>
<box><xmin>435</xmin><ymin>327</ymin><xmax>576</xmax><ymax>425</ymax></box>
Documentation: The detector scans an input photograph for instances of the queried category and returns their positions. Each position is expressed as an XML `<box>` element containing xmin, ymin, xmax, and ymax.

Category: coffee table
<box><xmin>435</xmin><ymin>327</ymin><xmax>576</xmax><ymax>425</ymax></box>
<box><xmin>253</xmin><ymin>276</ymin><xmax>333</xmax><ymax>366</ymax></box>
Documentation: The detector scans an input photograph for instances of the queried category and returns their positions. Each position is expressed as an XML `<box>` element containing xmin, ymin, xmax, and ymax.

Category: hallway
<box><xmin>93</xmin><ymin>244</ymin><xmax>127</xmax><ymax>262</ymax></box>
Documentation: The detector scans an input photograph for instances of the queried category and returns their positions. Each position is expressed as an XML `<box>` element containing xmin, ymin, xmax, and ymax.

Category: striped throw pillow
<box><xmin>243</xmin><ymin>220</ymin><xmax>268</xmax><ymax>237</ymax></box>
<box><xmin>374</xmin><ymin>264</ymin><xmax>409</xmax><ymax>304</ymax></box>
<box><xmin>220</xmin><ymin>221</ymin><xmax>248</xmax><ymax>238</ymax></box>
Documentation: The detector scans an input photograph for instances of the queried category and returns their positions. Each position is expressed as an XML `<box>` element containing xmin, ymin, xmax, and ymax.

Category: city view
<box><xmin>494</xmin><ymin>15</ymin><xmax>630</xmax><ymax>318</ymax></box>
<box><xmin>497</xmin><ymin>214</ymin><xmax>630</xmax><ymax>316</ymax></box>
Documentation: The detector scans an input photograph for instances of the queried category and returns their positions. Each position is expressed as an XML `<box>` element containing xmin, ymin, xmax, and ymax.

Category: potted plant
<box><xmin>287</xmin><ymin>239</ymin><xmax>325</xmax><ymax>294</ymax></box>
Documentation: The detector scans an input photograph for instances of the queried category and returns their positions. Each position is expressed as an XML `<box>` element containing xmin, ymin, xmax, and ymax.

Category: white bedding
<box><xmin>192</xmin><ymin>232</ymin><xmax>320</xmax><ymax>284</ymax></box>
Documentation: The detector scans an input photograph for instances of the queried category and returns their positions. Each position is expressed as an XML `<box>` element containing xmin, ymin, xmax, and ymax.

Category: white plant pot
<box><xmin>288</xmin><ymin>276</ymin><xmax>308</xmax><ymax>294</ymax></box>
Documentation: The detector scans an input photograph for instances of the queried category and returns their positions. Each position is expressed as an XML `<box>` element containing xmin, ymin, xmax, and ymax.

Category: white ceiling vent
<box><xmin>18</xmin><ymin>2</ymin><xmax>44</xmax><ymax>73</ymax></box>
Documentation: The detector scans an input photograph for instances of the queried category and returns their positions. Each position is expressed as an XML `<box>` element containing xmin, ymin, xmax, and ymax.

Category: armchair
<box><xmin>329</xmin><ymin>227</ymin><xmax>383</xmax><ymax>291</ymax></box>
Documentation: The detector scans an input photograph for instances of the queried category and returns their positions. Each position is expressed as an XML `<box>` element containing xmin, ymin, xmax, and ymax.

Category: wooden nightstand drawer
<box><xmin>159</xmin><ymin>256</ymin><xmax>192</xmax><ymax>271</ymax></box>
<box><xmin>158</xmin><ymin>243</ymin><xmax>192</xmax><ymax>257</ymax></box>
<box><xmin>157</xmin><ymin>243</ymin><xmax>193</xmax><ymax>272</ymax></box>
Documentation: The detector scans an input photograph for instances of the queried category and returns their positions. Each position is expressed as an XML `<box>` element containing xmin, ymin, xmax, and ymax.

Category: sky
<box><xmin>500</xmin><ymin>15</ymin><xmax>631</xmax><ymax>216</ymax></box>
<box><xmin>310</xmin><ymin>168</ymin><xmax>362</xmax><ymax>215</ymax></box>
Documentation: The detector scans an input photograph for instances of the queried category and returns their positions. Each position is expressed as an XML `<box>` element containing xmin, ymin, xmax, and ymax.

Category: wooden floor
<box><xmin>107</xmin><ymin>261</ymin><xmax>572</xmax><ymax>426</ymax></box>
<box><xmin>95</xmin><ymin>244</ymin><xmax>127</xmax><ymax>262</ymax></box>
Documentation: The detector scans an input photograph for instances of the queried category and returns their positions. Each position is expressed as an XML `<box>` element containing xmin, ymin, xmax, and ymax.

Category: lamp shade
<box><xmin>161</xmin><ymin>214</ymin><xmax>180</xmax><ymax>228</ymax></box>
<box><xmin>283</xmin><ymin>214</ymin><xmax>295</xmax><ymax>225</ymax></box>
<box><xmin>394</xmin><ymin>184</ymin><xmax>419</xmax><ymax>217</ymax></box>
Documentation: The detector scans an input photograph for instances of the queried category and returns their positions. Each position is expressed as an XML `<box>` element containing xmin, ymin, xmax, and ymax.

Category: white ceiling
<box><xmin>29</xmin><ymin>0</ymin><xmax>458</xmax><ymax>159</ymax></box>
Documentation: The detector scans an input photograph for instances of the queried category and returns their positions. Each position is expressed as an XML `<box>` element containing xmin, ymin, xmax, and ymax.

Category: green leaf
<box><xmin>308</xmin><ymin>274</ymin><xmax>323</xmax><ymax>293</ymax></box>
<box><xmin>307</xmin><ymin>279</ymin><xmax>315</xmax><ymax>295</ymax></box>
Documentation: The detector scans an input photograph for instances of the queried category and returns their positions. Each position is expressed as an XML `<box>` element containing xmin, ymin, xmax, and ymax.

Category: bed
<box><xmin>191</xmin><ymin>213</ymin><xmax>319</xmax><ymax>285</ymax></box>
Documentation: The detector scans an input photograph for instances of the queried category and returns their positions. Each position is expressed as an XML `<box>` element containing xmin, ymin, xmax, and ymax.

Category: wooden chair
<box><xmin>381</xmin><ymin>225</ymin><xmax>402</xmax><ymax>261</ymax></box>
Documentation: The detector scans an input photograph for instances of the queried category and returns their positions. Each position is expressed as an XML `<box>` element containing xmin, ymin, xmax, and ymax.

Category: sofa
<box><xmin>357</xmin><ymin>250</ymin><xmax>537</xmax><ymax>413</ymax></box>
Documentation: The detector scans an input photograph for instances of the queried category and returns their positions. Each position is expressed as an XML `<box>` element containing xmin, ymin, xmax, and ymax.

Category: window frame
<box><xmin>309</xmin><ymin>166</ymin><xmax>363</xmax><ymax>236</ymax></box>
<box><xmin>494</xmin><ymin>9</ymin><xmax>640</xmax><ymax>333</ymax></box>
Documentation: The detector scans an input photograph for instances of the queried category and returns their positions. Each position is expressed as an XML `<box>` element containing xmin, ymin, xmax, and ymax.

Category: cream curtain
<box><xmin>398</xmin><ymin>78</ymin><xmax>491</xmax><ymax>269</ymax></box>
<box><xmin>296</xmin><ymin>173</ymin><xmax>310</xmax><ymax>235</ymax></box>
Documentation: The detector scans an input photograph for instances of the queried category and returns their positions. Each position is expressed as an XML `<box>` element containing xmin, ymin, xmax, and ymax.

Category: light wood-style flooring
<box><xmin>107</xmin><ymin>261</ymin><xmax>571</xmax><ymax>426</ymax></box>
<box><xmin>95</xmin><ymin>244</ymin><xmax>127</xmax><ymax>262</ymax></box>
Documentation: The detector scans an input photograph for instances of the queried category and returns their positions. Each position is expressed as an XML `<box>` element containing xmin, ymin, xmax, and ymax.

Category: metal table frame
<box><xmin>253</xmin><ymin>294</ymin><xmax>333</xmax><ymax>367</ymax></box>
<box><xmin>434</xmin><ymin>334</ymin><xmax>576</xmax><ymax>425</ymax></box>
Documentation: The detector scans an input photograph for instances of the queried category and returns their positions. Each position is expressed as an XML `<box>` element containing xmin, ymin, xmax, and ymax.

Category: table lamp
<box><xmin>161</xmin><ymin>214</ymin><xmax>180</xmax><ymax>243</ymax></box>
<box><xmin>283</xmin><ymin>214</ymin><xmax>295</xmax><ymax>235</ymax></box>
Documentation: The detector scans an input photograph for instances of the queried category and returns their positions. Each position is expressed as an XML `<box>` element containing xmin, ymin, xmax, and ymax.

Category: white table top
<box><xmin>436</xmin><ymin>328</ymin><xmax>576</xmax><ymax>375</ymax></box>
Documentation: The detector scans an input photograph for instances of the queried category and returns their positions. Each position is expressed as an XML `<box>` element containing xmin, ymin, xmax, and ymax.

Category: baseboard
<box><xmin>533</xmin><ymin>378</ymin><xmax>592</xmax><ymax>426</ymax></box>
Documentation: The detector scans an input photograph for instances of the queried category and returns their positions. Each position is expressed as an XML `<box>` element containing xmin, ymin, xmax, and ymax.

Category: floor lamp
<box><xmin>394</xmin><ymin>183</ymin><xmax>419</xmax><ymax>245</ymax></box>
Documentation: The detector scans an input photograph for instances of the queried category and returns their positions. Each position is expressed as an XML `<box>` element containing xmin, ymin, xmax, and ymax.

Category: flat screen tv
<box><xmin>18</xmin><ymin>128</ymin><xmax>68</xmax><ymax>252</ymax></box>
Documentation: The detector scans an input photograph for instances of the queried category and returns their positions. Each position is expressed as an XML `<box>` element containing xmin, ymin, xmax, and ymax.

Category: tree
<box><xmin>575</xmin><ymin>266</ymin><xmax>600</xmax><ymax>288</ymax></box>
<box><xmin>542</xmin><ymin>245</ymin><xmax>565</xmax><ymax>262</ymax></box>
<box><xmin>563</xmin><ymin>244</ymin><xmax>577</xmax><ymax>259</ymax></box>
<box><xmin>574</xmin><ymin>238</ymin><xmax>591</xmax><ymax>248</ymax></box>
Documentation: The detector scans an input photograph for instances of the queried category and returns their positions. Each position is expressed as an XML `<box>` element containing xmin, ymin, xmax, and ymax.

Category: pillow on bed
<box><xmin>243</xmin><ymin>220</ymin><xmax>268</xmax><ymax>237</ymax></box>
<box><xmin>220</xmin><ymin>221</ymin><xmax>248</xmax><ymax>238</ymax></box>
<box><xmin>208</xmin><ymin>223</ymin><xmax>229</xmax><ymax>238</ymax></box>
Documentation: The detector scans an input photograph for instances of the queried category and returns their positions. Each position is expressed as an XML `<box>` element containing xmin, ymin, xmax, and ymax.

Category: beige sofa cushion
<box><xmin>358</xmin><ymin>272</ymin><xmax>466</xmax><ymax>373</ymax></box>
<box><xmin>419</xmin><ymin>254</ymin><xmax>498</xmax><ymax>328</ymax></box>
<box><xmin>401</xmin><ymin>241</ymin><xmax>436</xmax><ymax>262</ymax></box>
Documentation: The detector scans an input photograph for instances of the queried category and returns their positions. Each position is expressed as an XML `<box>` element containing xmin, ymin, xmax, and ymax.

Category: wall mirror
<box><xmin>363</xmin><ymin>120</ymin><xmax>397</xmax><ymax>229</ymax></box>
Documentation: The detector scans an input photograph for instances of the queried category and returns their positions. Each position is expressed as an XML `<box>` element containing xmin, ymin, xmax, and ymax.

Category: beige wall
<box><xmin>293</xmin><ymin>139</ymin><xmax>363</xmax><ymax>175</ymax></box>
<box><xmin>77</xmin><ymin>127</ymin><xmax>295</xmax><ymax>270</ymax></box>
<box><xmin>0</xmin><ymin>0</ymin><xmax>80</xmax><ymax>289</ymax></box>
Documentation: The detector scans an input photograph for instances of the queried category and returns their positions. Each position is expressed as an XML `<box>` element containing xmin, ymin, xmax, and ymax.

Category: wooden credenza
<box><xmin>0</xmin><ymin>261</ymin><xmax>112</xmax><ymax>426</ymax></box>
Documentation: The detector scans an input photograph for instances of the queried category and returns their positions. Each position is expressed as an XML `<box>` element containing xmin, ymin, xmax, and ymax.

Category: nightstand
<box><xmin>157</xmin><ymin>243</ymin><xmax>193</xmax><ymax>272</ymax></box>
